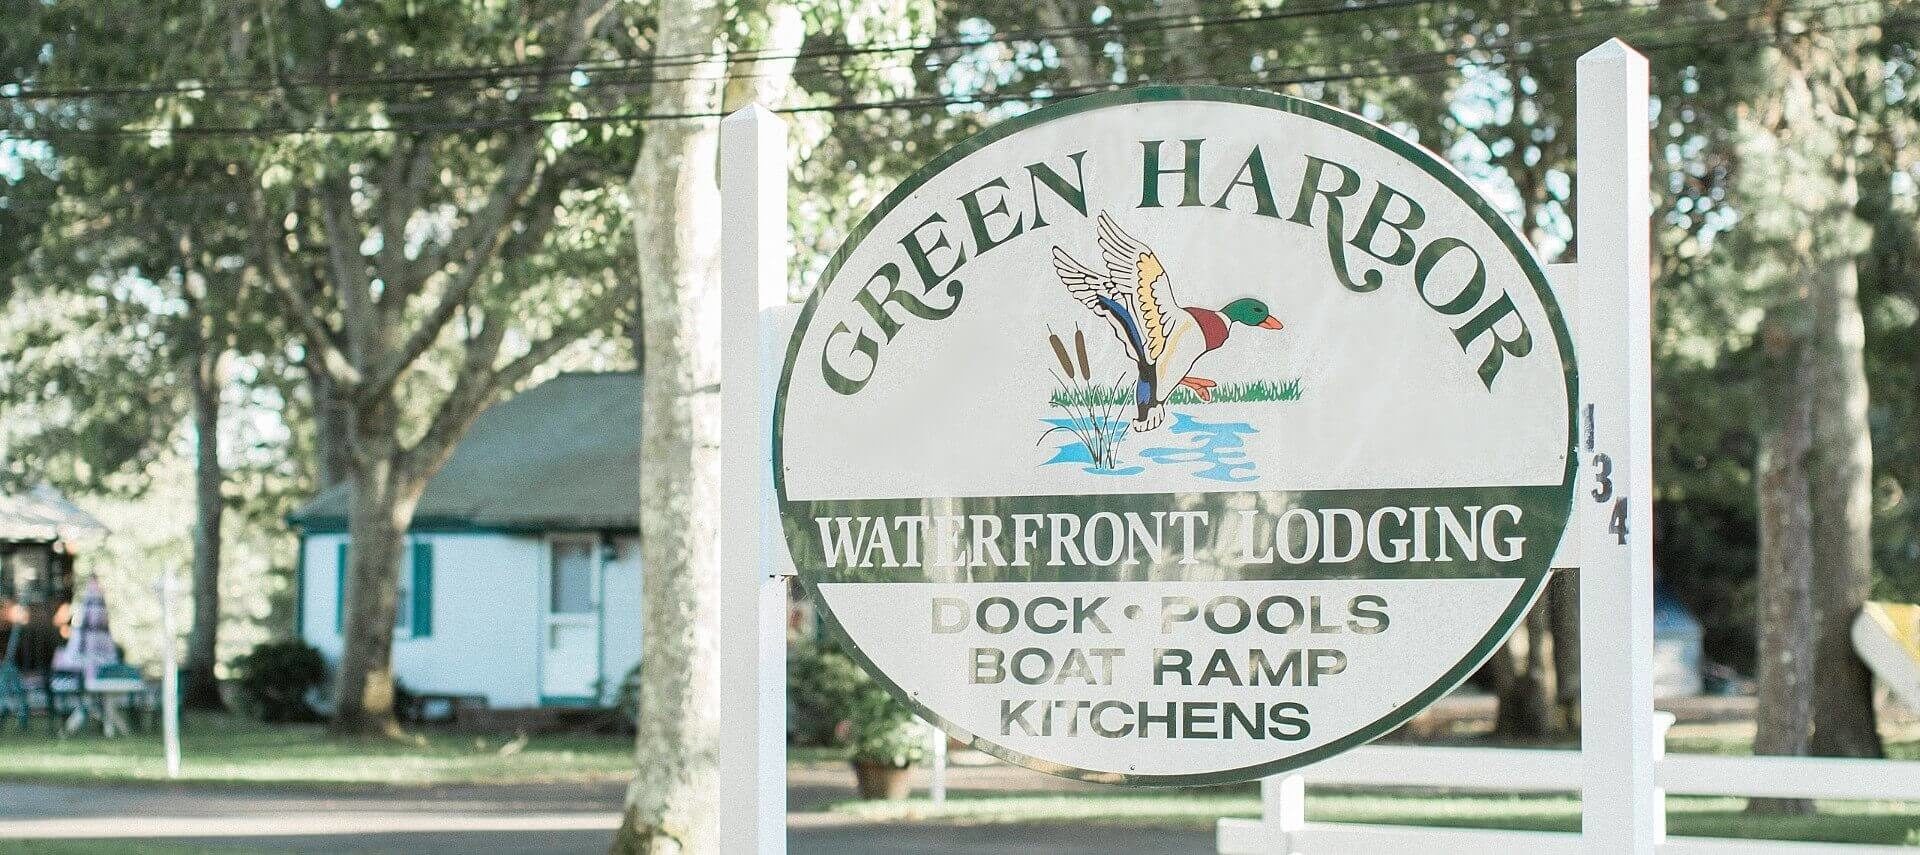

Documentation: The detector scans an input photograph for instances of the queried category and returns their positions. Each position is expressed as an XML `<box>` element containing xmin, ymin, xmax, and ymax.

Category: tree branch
<box><xmin>404</xmin><ymin>0</ymin><xmax>613</xmax><ymax>283</ymax></box>
<box><xmin>354</xmin><ymin>0</ymin><xmax>618</xmax><ymax>411</ymax></box>
<box><xmin>251</xmin><ymin>190</ymin><xmax>360</xmax><ymax>388</ymax></box>
<box><xmin>375</xmin><ymin>131</ymin><xmax>441</xmax><ymax>311</ymax></box>
<box><xmin>396</xmin><ymin>305</ymin><xmax>600</xmax><ymax>485</ymax></box>
<box><xmin>395</xmin><ymin>312</ymin><xmax>509</xmax><ymax>486</ymax></box>
<box><xmin>361</xmin><ymin>148</ymin><xmax>584</xmax><ymax>405</ymax></box>
<box><xmin>317</xmin><ymin>175</ymin><xmax>374</xmax><ymax>363</ymax></box>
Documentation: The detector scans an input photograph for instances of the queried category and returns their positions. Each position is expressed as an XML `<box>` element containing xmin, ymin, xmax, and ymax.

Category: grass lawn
<box><xmin>8</xmin><ymin>711</ymin><xmax>1919</xmax><ymax>847</ymax></box>
<box><xmin>0</xmin><ymin>713</ymin><xmax>635</xmax><ymax>787</ymax></box>
<box><xmin>831</xmin><ymin>790</ymin><xmax>1920</xmax><ymax>845</ymax></box>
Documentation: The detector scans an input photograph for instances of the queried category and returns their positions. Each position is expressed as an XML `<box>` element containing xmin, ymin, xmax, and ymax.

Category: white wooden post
<box><xmin>1267</xmin><ymin>773</ymin><xmax>1305</xmax><ymax>852</ymax></box>
<box><xmin>1576</xmin><ymin>38</ymin><xmax>1660</xmax><ymax>854</ymax></box>
<box><xmin>720</xmin><ymin>103</ymin><xmax>791</xmax><ymax>855</ymax></box>
<box><xmin>927</xmin><ymin>720</ymin><xmax>947</xmax><ymax>804</ymax></box>
<box><xmin>157</xmin><ymin>570</ymin><xmax>181</xmax><ymax>779</ymax></box>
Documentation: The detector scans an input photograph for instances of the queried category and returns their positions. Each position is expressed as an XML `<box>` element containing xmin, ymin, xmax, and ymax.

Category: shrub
<box><xmin>616</xmin><ymin>661</ymin><xmax>642</xmax><ymax>725</ymax></box>
<box><xmin>787</xmin><ymin>639</ymin><xmax>869</xmax><ymax>747</ymax></box>
<box><xmin>391</xmin><ymin>678</ymin><xmax>421</xmax><ymax>723</ymax></box>
<box><xmin>845</xmin><ymin>679</ymin><xmax>926</xmax><ymax>769</ymax></box>
<box><xmin>234</xmin><ymin>640</ymin><xmax>327</xmax><ymax>723</ymax></box>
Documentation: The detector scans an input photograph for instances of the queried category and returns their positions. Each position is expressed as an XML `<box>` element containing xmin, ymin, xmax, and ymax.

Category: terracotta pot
<box><xmin>850</xmin><ymin>760</ymin><xmax>913</xmax><ymax>800</ymax></box>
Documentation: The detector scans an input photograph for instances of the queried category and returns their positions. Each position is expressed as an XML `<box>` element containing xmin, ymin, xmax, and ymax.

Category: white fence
<box><xmin>1217</xmin><ymin>739</ymin><xmax>1920</xmax><ymax>854</ymax></box>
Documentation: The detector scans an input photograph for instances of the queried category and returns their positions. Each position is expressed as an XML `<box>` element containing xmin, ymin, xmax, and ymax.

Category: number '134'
<box><xmin>1591</xmin><ymin>453</ymin><xmax>1628</xmax><ymax>545</ymax></box>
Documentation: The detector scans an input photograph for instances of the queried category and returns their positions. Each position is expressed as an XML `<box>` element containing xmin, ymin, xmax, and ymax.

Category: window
<box><xmin>550</xmin><ymin>540</ymin><xmax>595</xmax><ymax>614</ymax></box>
<box><xmin>334</xmin><ymin>538</ymin><xmax>432</xmax><ymax>638</ymax></box>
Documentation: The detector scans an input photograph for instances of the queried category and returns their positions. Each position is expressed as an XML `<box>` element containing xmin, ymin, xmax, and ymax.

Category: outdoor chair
<box><xmin>0</xmin><ymin>662</ymin><xmax>25</xmax><ymax>732</ymax></box>
<box><xmin>47</xmin><ymin>668</ymin><xmax>84</xmax><ymax>735</ymax></box>
<box><xmin>0</xmin><ymin>625</ymin><xmax>29</xmax><ymax>733</ymax></box>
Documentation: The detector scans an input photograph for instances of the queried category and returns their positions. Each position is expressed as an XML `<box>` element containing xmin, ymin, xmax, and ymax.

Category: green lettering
<box><xmin>1413</xmin><ymin>237</ymin><xmax>1486</xmax><ymax>315</ymax></box>
<box><xmin>821</xmin><ymin>322</ymin><xmax>880</xmax><ymax>395</ymax></box>
<box><xmin>1140</xmin><ymin>139</ymin><xmax>1205</xmax><ymax>208</ymax></box>
<box><xmin>1287</xmin><ymin>156</ymin><xmax>1380</xmax><ymax>292</ymax></box>
<box><xmin>959</xmin><ymin>177</ymin><xmax>1026</xmax><ymax>256</ymax></box>
<box><xmin>1210</xmin><ymin>147</ymin><xmax>1280</xmax><ymax>217</ymax></box>
<box><xmin>1453</xmin><ymin>291</ymin><xmax>1533</xmax><ymax>389</ymax></box>
<box><xmin>1349</xmin><ymin>183</ymin><xmax>1426</xmax><ymax>265</ymax></box>
<box><xmin>1025</xmin><ymin>151</ymin><xmax>1089</xmax><ymax>229</ymax></box>
<box><xmin>852</xmin><ymin>261</ymin><xmax>960</xmax><ymax>341</ymax></box>
<box><xmin>900</xmin><ymin>212</ymin><xmax>968</xmax><ymax>291</ymax></box>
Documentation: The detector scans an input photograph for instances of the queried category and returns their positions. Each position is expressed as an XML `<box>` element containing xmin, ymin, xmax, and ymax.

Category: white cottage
<box><xmin>289</xmin><ymin>372</ymin><xmax>642</xmax><ymax>710</ymax></box>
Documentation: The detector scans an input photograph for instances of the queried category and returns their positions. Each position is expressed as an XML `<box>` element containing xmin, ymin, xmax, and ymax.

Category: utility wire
<box><xmin>0</xmin><ymin>0</ymin><xmax>1891</xmax><ymax>141</ymax></box>
<box><xmin>0</xmin><ymin>6</ymin><xmax>1875</xmax><ymax>215</ymax></box>
<box><xmin>0</xmin><ymin>0</ymin><xmax>1823</xmax><ymax>117</ymax></box>
<box><xmin>0</xmin><ymin>0</ymin><xmax>1558</xmax><ymax>101</ymax></box>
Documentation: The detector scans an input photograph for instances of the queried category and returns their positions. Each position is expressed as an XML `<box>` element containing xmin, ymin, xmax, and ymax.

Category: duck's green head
<box><xmin>1222</xmin><ymin>298</ymin><xmax>1284</xmax><ymax>329</ymax></box>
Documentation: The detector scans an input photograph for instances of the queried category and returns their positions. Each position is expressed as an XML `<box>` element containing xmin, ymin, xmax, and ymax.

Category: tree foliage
<box><xmin>5</xmin><ymin>0</ymin><xmax>1919</xmax><ymax>782</ymax></box>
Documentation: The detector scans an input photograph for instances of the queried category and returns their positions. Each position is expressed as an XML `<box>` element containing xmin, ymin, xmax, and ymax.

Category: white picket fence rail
<box><xmin>1217</xmin><ymin>742</ymin><xmax>1920</xmax><ymax>854</ymax></box>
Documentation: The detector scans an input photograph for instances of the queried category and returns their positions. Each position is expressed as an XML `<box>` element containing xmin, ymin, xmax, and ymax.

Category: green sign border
<box><xmin>773</xmin><ymin>85</ymin><xmax>1579</xmax><ymax>786</ymax></box>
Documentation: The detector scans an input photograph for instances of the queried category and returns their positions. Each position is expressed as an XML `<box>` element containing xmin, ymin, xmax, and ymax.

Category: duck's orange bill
<box><xmin>1259</xmin><ymin>316</ymin><xmax>1285</xmax><ymax>330</ymax></box>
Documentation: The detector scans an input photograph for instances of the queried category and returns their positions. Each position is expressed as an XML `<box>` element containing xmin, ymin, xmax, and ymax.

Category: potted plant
<box><xmin>843</xmin><ymin>679</ymin><xmax>926</xmax><ymax>800</ymax></box>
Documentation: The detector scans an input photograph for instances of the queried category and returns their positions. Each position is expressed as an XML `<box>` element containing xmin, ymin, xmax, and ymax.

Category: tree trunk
<box><xmin>1743</xmin><ymin>7</ymin><xmax>1883</xmax><ymax>761</ymax></box>
<box><xmin>1034</xmin><ymin>0</ymin><xmax>1097</xmax><ymax>87</ymax></box>
<box><xmin>1490</xmin><ymin>595</ymin><xmax>1559</xmax><ymax>740</ymax></box>
<box><xmin>1807</xmin><ymin>168</ymin><xmax>1883</xmax><ymax>759</ymax></box>
<box><xmin>1486</xmin><ymin>571</ymin><xmax>1574</xmax><ymax>741</ymax></box>
<box><xmin>1548</xmin><ymin>569</ymin><xmax>1580</xmax><ymax>729</ymax></box>
<box><xmin>721</xmin><ymin>0</ymin><xmax>804</xmax><ymax>113</ymax></box>
<box><xmin>1750</xmin><ymin>311</ymin><xmax>1816</xmax><ymax>815</ymax></box>
<box><xmin>308</xmin><ymin>365</ymin><xmax>353</xmax><ymax>490</ymax></box>
<box><xmin>612</xmin><ymin>0</ymin><xmax>728</xmax><ymax>847</ymax></box>
<box><xmin>330</xmin><ymin>396</ymin><xmax>418</xmax><ymax>739</ymax></box>
<box><xmin>1157</xmin><ymin>0</ymin><xmax>1208</xmax><ymax>83</ymax></box>
<box><xmin>183</xmin><ymin>345</ymin><xmax>228</xmax><ymax>712</ymax></box>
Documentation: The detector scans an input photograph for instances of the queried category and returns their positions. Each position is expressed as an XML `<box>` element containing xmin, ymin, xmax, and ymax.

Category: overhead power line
<box><xmin>0</xmin><ymin>0</ymin><xmax>1527</xmax><ymax>102</ymax></box>
<box><xmin>0</xmin><ymin>4</ymin><xmax>1881</xmax><ymax>216</ymax></box>
<box><xmin>0</xmin><ymin>0</ymin><xmax>1890</xmax><ymax>141</ymax></box>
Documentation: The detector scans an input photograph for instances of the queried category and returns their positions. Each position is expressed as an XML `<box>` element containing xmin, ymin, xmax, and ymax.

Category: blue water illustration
<box><xmin>1040</xmin><ymin>418</ymin><xmax>1145</xmax><ymax>476</ymax></box>
<box><xmin>1141</xmin><ymin>413</ymin><xmax>1259</xmax><ymax>482</ymax></box>
<box><xmin>1041</xmin><ymin>412</ymin><xmax>1258</xmax><ymax>482</ymax></box>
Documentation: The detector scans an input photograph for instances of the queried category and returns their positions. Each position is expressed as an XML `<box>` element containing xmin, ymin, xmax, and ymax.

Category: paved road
<box><xmin>0</xmin><ymin>780</ymin><xmax>629</xmax><ymax>820</ymax></box>
<box><xmin>0</xmin><ymin>762</ymin><xmax>1217</xmax><ymax>853</ymax></box>
<box><xmin>791</xmin><ymin>823</ymin><xmax>1215</xmax><ymax>854</ymax></box>
<box><xmin>44</xmin><ymin>830</ymin><xmax>618</xmax><ymax>854</ymax></box>
<box><xmin>10</xmin><ymin>825</ymin><xmax>1216</xmax><ymax>854</ymax></box>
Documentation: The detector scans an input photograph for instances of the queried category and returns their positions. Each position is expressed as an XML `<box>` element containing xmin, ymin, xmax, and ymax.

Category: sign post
<box><xmin>157</xmin><ymin>569</ymin><xmax>181</xmax><ymax>780</ymax></box>
<box><xmin>1576</xmin><ymin>39</ymin><xmax>1660</xmax><ymax>854</ymax></box>
<box><xmin>722</xmin><ymin>57</ymin><xmax>1653</xmax><ymax>846</ymax></box>
<box><xmin>720</xmin><ymin>104</ymin><xmax>792</xmax><ymax>855</ymax></box>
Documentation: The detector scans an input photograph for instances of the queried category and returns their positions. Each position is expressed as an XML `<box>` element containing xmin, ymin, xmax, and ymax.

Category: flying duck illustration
<box><xmin>1051</xmin><ymin>212</ymin><xmax>1284</xmax><ymax>432</ymax></box>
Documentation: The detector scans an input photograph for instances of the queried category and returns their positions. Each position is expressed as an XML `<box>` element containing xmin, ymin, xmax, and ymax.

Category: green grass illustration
<box><xmin>1048</xmin><ymin>377</ymin><xmax>1303</xmax><ymax>408</ymax></box>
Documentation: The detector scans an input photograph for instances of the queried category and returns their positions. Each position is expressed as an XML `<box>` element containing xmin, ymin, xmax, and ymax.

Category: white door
<box><xmin>540</xmin><ymin>535</ymin><xmax>602</xmax><ymax>703</ymax></box>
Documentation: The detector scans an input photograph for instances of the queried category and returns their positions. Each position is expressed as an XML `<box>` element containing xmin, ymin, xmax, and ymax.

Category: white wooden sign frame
<box><xmin>714</xmin><ymin>38</ymin><xmax>1656</xmax><ymax>854</ymax></box>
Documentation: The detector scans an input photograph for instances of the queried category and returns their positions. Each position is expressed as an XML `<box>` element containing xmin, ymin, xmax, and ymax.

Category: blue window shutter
<box><xmin>292</xmin><ymin>537</ymin><xmax>307</xmax><ymax>638</ymax></box>
<box><xmin>411</xmin><ymin>540</ymin><xmax>434</xmax><ymax>638</ymax></box>
<box><xmin>336</xmin><ymin>541</ymin><xmax>348</xmax><ymax>634</ymax></box>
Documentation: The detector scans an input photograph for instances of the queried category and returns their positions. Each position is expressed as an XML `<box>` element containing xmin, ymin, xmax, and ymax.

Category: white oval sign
<box><xmin>776</xmin><ymin>87</ymin><xmax>1576</xmax><ymax>785</ymax></box>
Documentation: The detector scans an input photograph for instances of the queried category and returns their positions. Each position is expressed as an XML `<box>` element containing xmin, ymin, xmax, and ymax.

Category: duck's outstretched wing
<box><xmin>1096</xmin><ymin>212</ymin><xmax>1180</xmax><ymax>363</ymax></box>
<box><xmin>1052</xmin><ymin>246</ymin><xmax>1148</xmax><ymax>365</ymax></box>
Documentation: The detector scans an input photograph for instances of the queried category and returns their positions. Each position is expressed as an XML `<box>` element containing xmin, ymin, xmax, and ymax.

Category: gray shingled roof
<box><xmin>288</xmin><ymin>372</ymin><xmax>640</xmax><ymax>532</ymax></box>
<box><xmin>0</xmin><ymin>484</ymin><xmax>107</xmax><ymax>543</ymax></box>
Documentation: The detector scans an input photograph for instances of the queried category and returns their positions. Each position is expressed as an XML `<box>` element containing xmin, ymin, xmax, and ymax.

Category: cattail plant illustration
<box><xmin>1040</xmin><ymin>327</ymin><xmax>1130</xmax><ymax>470</ymax></box>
